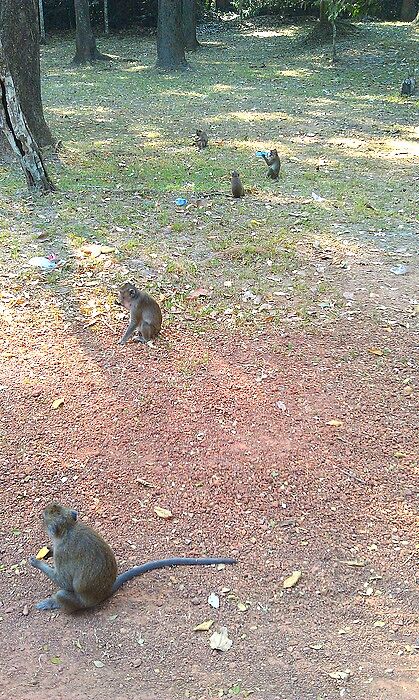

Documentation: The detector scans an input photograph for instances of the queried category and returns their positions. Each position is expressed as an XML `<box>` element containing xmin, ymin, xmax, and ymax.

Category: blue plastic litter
<box><xmin>175</xmin><ymin>197</ymin><xmax>188</xmax><ymax>206</ymax></box>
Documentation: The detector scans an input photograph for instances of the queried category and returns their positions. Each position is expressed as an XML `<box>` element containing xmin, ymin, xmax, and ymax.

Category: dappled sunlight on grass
<box><xmin>1</xmin><ymin>20</ymin><xmax>417</xmax><ymax>336</ymax></box>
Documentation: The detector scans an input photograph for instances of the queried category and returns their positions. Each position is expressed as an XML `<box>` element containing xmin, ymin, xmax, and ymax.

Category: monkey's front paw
<box><xmin>118</xmin><ymin>338</ymin><xmax>127</xmax><ymax>346</ymax></box>
<box><xmin>36</xmin><ymin>597</ymin><xmax>61</xmax><ymax>611</ymax></box>
<box><xmin>29</xmin><ymin>555</ymin><xmax>41</xmax><ymax>569</ymax></box>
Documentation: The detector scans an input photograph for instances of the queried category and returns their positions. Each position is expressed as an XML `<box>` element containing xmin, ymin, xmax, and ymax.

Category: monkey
<box><xmin>231</xmin><ymin>171</ymin><xmax>245</xmax><ymax>198</ymax></box>
<box><xmin>194</xmin><ymin>129</ymin><xmax>208</xmax><ymax>150</ymax></box>
<box><xmin>401</xmin><ymin>77</ymin><xmax>416</xmax><ymax>96</ymax></box>
<box><xmin>30</xmin><ymin>503</ymin><xmax>237</xmax><ymax>613</ymax></box>
<box><xmin>262</xmin><ymin>149</ymin><xmax>281</xmax><ymax>180</ymax></box>
<box><xmin>118</xmin><ymin>282</ymin><xmax>162</xmax><ymax>345</ymax></box>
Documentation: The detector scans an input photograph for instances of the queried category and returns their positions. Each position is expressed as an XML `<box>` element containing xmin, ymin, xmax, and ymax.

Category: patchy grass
<box><xmin>0</xmin><ymin>20</ymin><xmax>417</xmax><ymax>337</ymax></box>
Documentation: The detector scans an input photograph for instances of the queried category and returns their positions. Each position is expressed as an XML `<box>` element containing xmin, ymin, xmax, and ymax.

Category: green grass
<box><xmin>0</xmin><ymin>20</ymin><xmax>417</xmax><ymax>331</ymax></box>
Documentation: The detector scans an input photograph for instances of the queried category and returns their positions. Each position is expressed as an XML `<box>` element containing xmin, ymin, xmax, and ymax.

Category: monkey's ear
<box><xmin>70</xmin><ymin>509</ymin><xmax>78</xmax><ymax>521</ymax></box>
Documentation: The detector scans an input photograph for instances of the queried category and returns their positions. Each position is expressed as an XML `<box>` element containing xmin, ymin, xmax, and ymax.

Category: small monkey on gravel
<box><xmin>231</xmin><ymin>171</ymin><xmax>245</xmax><ymax>198</ymax></box>
<box><xmin>30</xmin><ymin>503</ymin><xmax>236</xmax><ymax>612</ymax></box>
<box><xmin>194</xmin><ymin>129</ymin><xmax>208</xmax><ymax>150</ymax></box>
<box><xmin>262</xmin><ymin>149</ymin><xmax>280</xmax><ymax>180</ymax></box>
<box><xmin>119</xmin><ymin>282</ymin><xmax>162</xmax><ymax>345</ymax></box>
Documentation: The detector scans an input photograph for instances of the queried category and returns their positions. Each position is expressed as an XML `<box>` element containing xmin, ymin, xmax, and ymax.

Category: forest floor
<box><xmin>0</xmin><ymin>17</ymin><xmax>418</xmax><ymax>700</ymax></box>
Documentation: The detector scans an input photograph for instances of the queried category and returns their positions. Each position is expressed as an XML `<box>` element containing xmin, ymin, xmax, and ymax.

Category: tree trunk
<box><xmin>156</xmin><ymin>0</ymin><xmax>188</xmax><ymax>70</ymax></box>
<box><xmin>104</xmin><ymin>0</ymin><xmax>109</xmax><ymax>35</ymax></box>
<box><xmin>38</xmin><ymin>0</ymin><xmax>46</xmax><ymax>44</ymax></box>
<box><xmin>0</xmin><ymin>38</ymin><xmax>55</xmax><ymax>192</ymax></box>
<box><xmin>0</xmin><ymin>0</ymin><xmax>54</xmax><ymax>147</ymax></box>
<box><xmin>319</xmin><ymin>0</ymin><xmax>329</xmax><ymax>27</ymax></box>
<box><xmin>401</xmin><ymin>0</ymin><xmax>417</xmax><ymax>21</ymax></box>
<box><xmin>332</xmin><ymin>19</ymin><xmax>337</xmax><ymax>63</ymax></box>
<box><xmin>182</xmin><ymin>0</ymin><xmax>200</xmax><ymax>51</ymax></box>
<box><xmin>414</xmin><ymin>9</ymin><xmax>419</xmax><ymax>22</ymax></box>
<box><xmin>72</xmin><ymin>0</ymin><xmax>110</xmax><ymax>64</ymax></box>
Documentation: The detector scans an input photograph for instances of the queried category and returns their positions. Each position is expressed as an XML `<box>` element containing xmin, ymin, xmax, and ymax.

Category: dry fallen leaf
<box><xmin>368</xmin><ymin>347</ymin><xmax>384</xmax><ymax>357</ymax></box>
<box><xmin>93</xmin><ymin>659</ymin><xmax>105</xmax><ymax>668</ymax></box>
<box><xmin>374</xmin><ymin>620</ymin><xmax>386</xmax><ymax>628</ymax></box>
<box><xmin>136</xmin><ymin>478</ymin><xmax>155</xmax><ymax>488</ymax></box>
<box><xmin>35</xmin><ymin>546</ymin><xmax>51</xmax><ymax>560</ymax></box>
<box><xmin>283</xmin><ymin>570</ymin><xmax>302</xmax><ymax>589</ymax></box>
<box><xmin>237</xmin><ymin>602</ymin><xmax>249</xmax><ymax>612</ymax></box>
<box><xmin>209</xmin><ymin>626</ymin><xmax>233</xmax><ymax>652</ymax></box>
<box><xmin>326</xmin><ymin>419</ymin><xmax>343</xmax><ymax>427</ymax></box>
<box><xmin>328</xmin><ymin>670</ymin><xmax>351</xmax><ymax>681</ymax></box>
<box><xmin>186</xmin><ymin>287</ymin><xmax>211</xmax><ymax>300</ymax></box>
<box><xmin>309</xmin><ymin>643</ymin><xmax>324</xmax><ymax>650</ymax></box>
<box><xmin>153</xmin><ymin>506</ymin><xmax>173</xmax><ymax>519</ymax></box>
<box><xmin>341</xmin><ymin>560</ymin><xmax>366</xmax><ymax>567</ymax></box>
<box><xmin>51</xmin><ymin>398</ymin><xmax>64</xmax><ymax>410</ymax></box>
<box><xmin>50</xmin><ymin>656</ymin><xmax>62</xmax><ymax>665</ymax></box>
<box><xmin>22</xmin><ymin>605</ymin><xmax>29</xmax><ymax>616</ymax></box>
<box><xmin>80</xmin><ymin>244</ymin><xmax>115</xmax><ymax>258</ymax></box>
<box><xmin>193</xmin><ymin>620</ymin><xmax>214</xmax><ymax>632</ymax></box>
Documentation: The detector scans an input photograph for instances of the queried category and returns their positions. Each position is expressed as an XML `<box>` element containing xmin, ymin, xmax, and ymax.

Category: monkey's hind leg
<box><xmin>36</xmin><ymin>589</ymin><xmax>85</xmax><ymax>612</ymax></box>
<box><xmin>36</xmin><ymin>596</ymin><xmax>62</xmax><ymax>611</ymax></box>
<box><xmin>139</xmin><ymin>321</ymin><xmax>155</xmax><ymax>343</ymax></box>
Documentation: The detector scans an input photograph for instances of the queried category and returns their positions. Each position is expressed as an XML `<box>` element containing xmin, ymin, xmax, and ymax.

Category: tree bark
<box><xmin>0</xmin><ymin>38</ymin><xmax>55</xmax><ymax>192</ymax></box>
<box><xmin>104</xmin><ymin>0</ymin><xmax>109</xmax><ymax>35</ymax></box>
<box><xmin>401</xmin><ymin>0</ymin><xmax>417</xmax><ymax>21</ymax></box>
<box><xmin>319</xmin><ymin>0</ymin><xmax>329</xmax><ymax>27</ymax></box>
<box><xmin>182</xmin><ymin>0</ymin><xmax>200</xmax><ymax>51</ymax></box>
<box><xmin>156</xmin><ymin>0</ymin><xmax>188</xmax><ymax>70</ymax></box>
<box><xmin>414</xmin><ymin>9</ymin><xmax>419</xmax><ymax>22</ymax></box>
<box><xmin>38</xmin><ymin>0</ymin><xmax>46</xmax><ymax>44</ymax></box>
<box><xmin>72</xmin><ymin>0</ymin><xmax>111</xmax><ymax>64</ymax></box>
<box><xmin>0</xmin><ymin>0</ymin><xmax>54</xmax><ymax>147</ymax></box>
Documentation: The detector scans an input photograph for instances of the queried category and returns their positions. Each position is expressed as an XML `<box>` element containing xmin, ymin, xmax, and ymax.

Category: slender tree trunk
<box><xmin>156</xmin><ymin>0</ymin><xmax>188</xmax><ymax>70</ymax></box>
<box><xmin>0</xmin><ymin>39</ymin><xmax>55</xmax><ymax>192</ymax></box>
<box><xmin>104</xmin><ymin>0</ymin><xmax>109</xmax><ymax>35</ymax></box>
<box><xmin>182</xmin><ymin>0</ymin><xmax>200</xmax><ymax>51</ymax></box>
<box><xmin>332</xmin><ymin>19</ymin><xmax>337</xmax><ymax>62</ymax></box>
<box><xmin>414</xmin><ymin>10</ymin><xmax>419</xmax><ymax>22</ymax></box>
<box><xmin>319</xmin><ymin>0</ymin><xmax>329</xmax><ymax>27</ymax></box>
<box><xmin>401</xmin><ymin>0</ymin><xmax>417</xmax><ymax>21</ymax></box>
<box><xmin>38</xmin><ymin>0</ymin><xmax>46</xmax><ymax>44</ymax></box>
<box><xmin>72</xmin><ymin>0</ymin><xmax>110</xmax><ymax>64</ymax></box>
<box><xmin>1</xmin><ymin>0</ymin><xmax>54</xmax><ymax>147</ymax></box>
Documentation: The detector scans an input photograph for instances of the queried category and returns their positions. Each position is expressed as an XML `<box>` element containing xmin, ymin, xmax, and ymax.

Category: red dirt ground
<box><xmin>0</xmin><ymin>313</ymin><xmax>417</xmax><ymax>700</ymax></box>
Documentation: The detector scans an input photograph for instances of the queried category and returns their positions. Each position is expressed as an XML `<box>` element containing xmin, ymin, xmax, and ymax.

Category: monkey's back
<box><xmin>55</xmin><ymin>522</ymin><xmax>118</xmax><ymax>603</ymax></box>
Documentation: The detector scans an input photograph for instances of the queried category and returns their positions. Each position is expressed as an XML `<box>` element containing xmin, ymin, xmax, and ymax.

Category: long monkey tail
<box><xmin>112</xmin><ymin>557</ymin><xmax>236</xmax><ymax>594</ymax></box>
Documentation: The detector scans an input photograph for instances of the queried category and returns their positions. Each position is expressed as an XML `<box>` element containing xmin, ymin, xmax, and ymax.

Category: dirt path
<box><xmin>0</xmin><ymin>313</ymin><xmax>417</xmax><ymax>700</ymax></box>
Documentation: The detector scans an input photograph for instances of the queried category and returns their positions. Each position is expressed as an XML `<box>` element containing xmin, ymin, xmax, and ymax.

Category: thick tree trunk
<box><xmin>72</xmin><ymin>0</ymin><xmax>110</xmax><ymax>64</ymax></box>
<box><xmin>401</xmin><ymin>0</ymin><xmax>417</xmax><ymax>21</ymax></box>
<box><xmin>0</xmin><ymin>0</ymin><xmax>54</xmax><ymax>147</ymax></box>
<box><xmin>38</xmin><ymin>0</ymin><xmax>46</xmax><ymax>44</ymax></box>
<box><xmin>156</xmin><ymin>0</ymin><xmax>188</xmax><ymax>70</ymax></box>
<box><xmin>182</xmin><ymin>0</ymin><xmax>200</xmax><ymax>51</ymax></box>
<box><xmin>0</xmin><ymin>39</ymin><xmax>55</xmax><ymax>192</ymax></box>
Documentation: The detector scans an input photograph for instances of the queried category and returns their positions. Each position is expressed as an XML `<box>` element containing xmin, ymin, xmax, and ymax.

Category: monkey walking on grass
<box><xmin>118</xmin><ymin>282</ymin><xmax>162</xmax><ymax>345</ymax></box>
<box><xmin>30</xmin><ymin>503</ymin><xmax>237</xmax><ymax>613</ymax></box>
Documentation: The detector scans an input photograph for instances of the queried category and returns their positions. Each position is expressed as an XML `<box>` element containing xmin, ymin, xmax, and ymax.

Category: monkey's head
<box><xmin>231</xmin><ymin>171</ymin><xmax>240</xmax><ymax>178</ymax></box>
<box><xmin>42</xmin><ymin>503</ymin><xmax>78</xmax><ymax>538</ymax></box>
<box><xmin>196</xmin><ymin>129</ymin><xmax>203</xmax><ymax>137</ymax></box>
<box><xmin>119</xmin><ymin>282</ymin><xmax>139</xmax><ymax>309</ymax></box>
<box><xmin>270</xmin><ymin>149</ymin><xmax>278</xmax><ymax>157</ymax></box>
